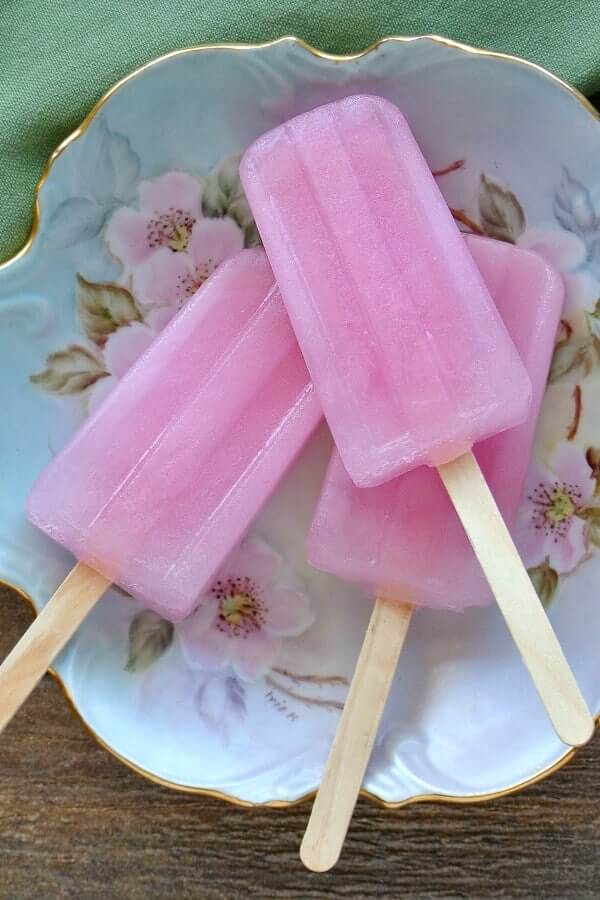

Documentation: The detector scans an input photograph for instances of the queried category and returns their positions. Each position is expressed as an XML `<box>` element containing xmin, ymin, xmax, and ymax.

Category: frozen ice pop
<box><xmin>300</xmin><ymin>235</ymin><xmax>591</xmax><ymax>872</ymax></box>
<box><xmin>241</xmin><ymin>96</ymin><xmax>592</xmax><ymax>869</ymax></box>
<box><xmin>241</xmin><ymin>94</ymin><xmax>532</xmax><ymax>487</ymax></box>
<box><xmin>308</xmin><ymin>235</ymin><xmax>564</xmax><ymax>610</ymax></box>
<box><xmin>0</xmin><ymin>248</ymin><xmax>320</xmax><ymax>733</ymax></box>
<box><xmin>26</xmin><ymin>248</ymin><xmax>320</xmax><ymax>620</ymax></box>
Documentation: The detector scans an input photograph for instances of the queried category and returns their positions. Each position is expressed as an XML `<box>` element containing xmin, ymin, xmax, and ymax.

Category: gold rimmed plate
<box><xmin>0</xmin><ymin>36</ymin><xmax>599</xmax><ymax>806</ymax></box>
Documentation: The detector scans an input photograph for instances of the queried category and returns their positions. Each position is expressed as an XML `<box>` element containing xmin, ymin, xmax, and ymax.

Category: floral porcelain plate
<box><xmin>1</xmin><ymin>36</ymin><xmax>599</xmax><ymax>806</ymax></box>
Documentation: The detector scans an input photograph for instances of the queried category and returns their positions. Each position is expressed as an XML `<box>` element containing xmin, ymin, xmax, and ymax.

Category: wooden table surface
<box><xmin>0</xmin><ymin>585</ymin><xmax>598</xmax><ymax>899</ymax></box>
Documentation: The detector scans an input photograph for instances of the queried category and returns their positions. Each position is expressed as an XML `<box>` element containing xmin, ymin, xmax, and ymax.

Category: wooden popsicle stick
<box><xmin>0</xmin><ymin>562</ymin><xmax>110</xmax><ymax>733</ymax></box>
<box><xmin>300</xmin><ymin>597</ymin><xmax>413</xmax><ymax>872</ymax></box>
<box><xmin>438</xmin><ymin>449</ymin><xmax>593</xmax><ymax>748</ymax></box>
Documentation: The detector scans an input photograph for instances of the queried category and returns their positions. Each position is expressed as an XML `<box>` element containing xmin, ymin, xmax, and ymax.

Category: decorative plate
<box><xmin>1</xmin><ymin>36</ymin><xmax>599</xmax><ymax>806</ymax></box>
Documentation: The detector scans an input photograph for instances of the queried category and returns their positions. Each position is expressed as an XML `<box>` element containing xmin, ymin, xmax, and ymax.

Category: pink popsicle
<box><xmin>299</xmin><ymin>235</ymin><xmax>587</xmax><ymax>871</ymax></box>
<box><xmin>241</xmin><ymin>95</ymin><xmax>532</xmax><ymax>487</ymax></box>
<box><xmin>27</xmin><ymin>248</ymin><xmax>321</xmax><ymax>621</ymax></box>
<box><xmin>308</xmin><ymin>236</ymin><xmax>564</xmax><ymax>610</ymax></box>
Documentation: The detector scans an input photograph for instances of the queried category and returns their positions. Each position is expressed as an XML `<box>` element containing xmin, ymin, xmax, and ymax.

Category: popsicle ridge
<box><xmin>241</xmin><ymin>95</ymin><xmax>532</xmax><ymax>485</ymax></box>
<box><xmin>27</xmin><ymin>249</ymin><xmax>321</xmax><ymax>620</ymax></box>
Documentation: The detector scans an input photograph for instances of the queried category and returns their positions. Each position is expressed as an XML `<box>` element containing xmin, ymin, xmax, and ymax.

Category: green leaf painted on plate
<box><xmin>585</xmin><ymin>299</ymin><xmax>600</xmax><ymax>338</ymax></box>
<box><xmin>586</xmin><ymin>516</ymin><xmax>600</xmax><ymax>548</ymax></box>
<box><xmin>125</xmin><ymin>610</ymin><xmax>174</xmax><ymax>673</ymax></box>
<box><xmin>586</xmin><ymin>446</ymin><xmax>600</xmax><ymax>496</ymax></box>
<box><xmin>577</xmin><ymin>505</ymin><xmax>600</xmax><ymax>548</ymax></box>
<box><xmin>202</xmin><ymin>153</ymin><xmax>259</xmax><ymax>247</ymax></box>
<box><xmin>243</xmin><ymin>221</ymin><xmax>262</xmax><ymax>248</ymax></box>
<box><xmin>548</xmin><ymin>335</ymin><xmax>600</xmax><ymax>383</ymax></box>
<box><xmin>30</xmin><ymin>344</ymin><xmax>108</xmax><ymax>394</ymax></box>
<box><xmin>528</xmin><ymin>559</ymin><xmax>559</xmax><ymax>609</ymax></box>
<box><xmin>76</xmin><ymin>274</ymin><xmax>142</xmax><ymax>346</ymax></box>
<box><xmin>478</xmin><ymin>174</ymin><xmax>526</xmax><ymax>243</ymax></box>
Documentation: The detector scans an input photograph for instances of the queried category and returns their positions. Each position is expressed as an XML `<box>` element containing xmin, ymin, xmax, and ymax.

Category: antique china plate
<box><xmin>1</xmin><ymin>36</ymin><xmax>599</xmax><ymax>806</ymax></box>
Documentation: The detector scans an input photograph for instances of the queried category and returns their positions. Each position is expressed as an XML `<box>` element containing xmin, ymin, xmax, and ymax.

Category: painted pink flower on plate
<box><xmin>131</xmin><ymin>216</ymin><xmax>244</xmax><ymax>320</ymax></box>
<box><xmin>88</xmin><ymin>321</ymin><xmax>156</xmax><ymax>413</ymax></box>
<box><xmin>179</xmin><ymin>539</ymin><xmax>314</xmax><ymax>682</ymax></box>
<box><xmin>104</xmin><ymin>171</ymin><xmax>203</xmax><ymax>268</ymax></box>
<box><xmin>517</xmin><ymin>442</ymin><xmax>595</xmax><ymax>573</ymax></box>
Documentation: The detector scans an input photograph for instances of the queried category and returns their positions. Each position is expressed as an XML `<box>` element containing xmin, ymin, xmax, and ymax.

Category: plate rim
<box><xmin>1</xmin><ymin>33</ymin><xmax>598</xmax><ymax>808</ymax></box>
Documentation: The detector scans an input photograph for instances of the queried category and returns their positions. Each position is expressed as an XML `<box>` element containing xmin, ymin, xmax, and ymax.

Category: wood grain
<box><xmin>0</xmin><ymin>563</ymin><xmax>110</xmax><ymax>734</ymax></box>
<box><xmin>301</xmin><ymin>598</ymin><xmax>413</xmax><ymax>871</ymax></box>
<box><xmin>1</xmin><ymin>584</ymin><xmax>599</xmax><ymax>899</ymax></box>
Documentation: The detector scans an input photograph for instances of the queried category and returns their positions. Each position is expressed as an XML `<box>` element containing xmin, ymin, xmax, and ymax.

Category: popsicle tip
<box><xmin>558</xmin><ymin>709</ymin><xmax>595</xmax><ymax>748</ymax></box>
<box><xmin>299</xmin><ymin>834</ymin><xmax>340</xmax><ymax>873</ymax></box>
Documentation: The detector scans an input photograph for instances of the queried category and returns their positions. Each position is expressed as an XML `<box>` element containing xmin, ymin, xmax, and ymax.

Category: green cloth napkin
<box><xmin>2</xmin><ymin>0</ymin><xmax>599</xmax><ymax>264</ymax></box>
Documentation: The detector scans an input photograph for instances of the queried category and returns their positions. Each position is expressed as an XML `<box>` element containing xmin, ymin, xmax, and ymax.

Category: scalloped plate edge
<box><xmin>1</xmin><ymin>34</ymin><xmax>598</xmax><ymax>807</ymax></box>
